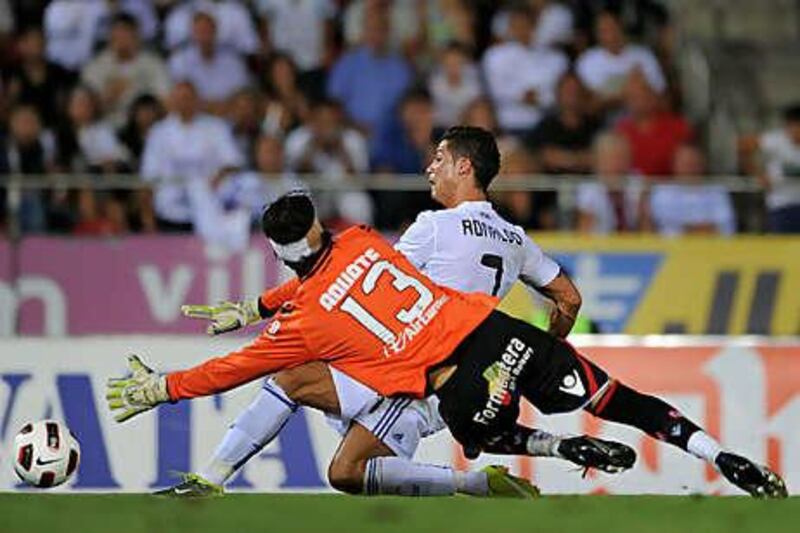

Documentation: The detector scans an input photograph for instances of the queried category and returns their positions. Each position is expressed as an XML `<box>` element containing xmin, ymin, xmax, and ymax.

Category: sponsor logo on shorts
<box><xmin>473</xmin><ymin>338</ymin><xmax>533</xmax><ymax>426</ymax></box>
<box><xmin>558</xmin><ymin>370</ymin><xmax>586</xmax><ymax>397</ymax></box>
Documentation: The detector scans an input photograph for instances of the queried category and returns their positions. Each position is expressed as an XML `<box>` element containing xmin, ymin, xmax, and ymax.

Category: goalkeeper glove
<box><xmin>181</xmin><ymin>298</ymin><xmax>262</xmax><ymax>336</ymax></box>
<box><xmin>106</xmin><ymin>354</ymin><xmax>170</xmax><ymax>423</ymax></box>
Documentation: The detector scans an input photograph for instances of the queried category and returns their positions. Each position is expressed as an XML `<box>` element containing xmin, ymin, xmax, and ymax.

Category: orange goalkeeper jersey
<box><xmin>167</xmin><ymin>226</ymin><xmax>498</xmax><ymax>400</ymax></box>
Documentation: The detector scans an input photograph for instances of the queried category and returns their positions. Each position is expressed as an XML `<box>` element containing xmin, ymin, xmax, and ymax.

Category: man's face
<box><xmin>508</xmin><ymin>11</ymin><xmax>533</xmax><ymax>44</ymax></box>
<box><xmin>672</xmin><ymin>145</ymin><xmax>705</xmax><ymax>179</ymax></box>
<box><xmin>10</xmin><ymin>108</ymin><xmax>42</xmax><ymax>144</ymax></box>
<box><xmin>192</xmin><ymin>13</ymin><xmax>217</xmax><ymax>50</ymax></box>
<box><xmin>787</xmin><ymin>121</ymin><xmax>800</xmax><ymax>145</ymax></box>
<box><xmin>18</xmin><ymin>29</ymin><xmax>44</xmax><ymax>61</ymax></box>
<box><xmin>441</xmin><ymin>48</ymin><xmax>465</xmax><ymax>80</ymax></box>
<box><xmin>624</xmin><ymin>74</ymin><xmax>657</xmax><ymax>117</ymax></box>
<box><xmin>596</xmin><ymin>13</ymin><xmax>624</xmax><ymax>53</ymax></box>
<box><xmin>426</xmin><ymin>140</ymin><xmax>466</xmax><ymax>207</ymax></box>
<box><xmin>363</xmin><ymin>12</ymin><xmax>389</xmax><ymax>51</ymax></box>
<box><xmin>558</xmin><ymin>75</ymin><xmax>583</xmax><ymax>111</ymax></box>
<box><xmin>110</xmin><ymin>23</ymin><xmax>138</xmax><ymax>58</ymax></box>
<box><xmin>255</xmin><ymin>136</ymin><xmax>284</xmax><ymax>173</ymax></box>
<box><xmin>171</xmin><ymin>83</ymin><xmax>198</xmax><ymax>117</ymax></box>
<box><xmin>312</xmin><ymin>106</ymin><xmax>341</xmax><ymax>143</ymax></box>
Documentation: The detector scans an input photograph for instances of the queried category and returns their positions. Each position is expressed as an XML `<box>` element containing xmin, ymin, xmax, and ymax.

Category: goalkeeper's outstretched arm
<box><xmin>181</xmin><ymin>278</ymin><xmax>301</xmax><ymax>335</ymax></box>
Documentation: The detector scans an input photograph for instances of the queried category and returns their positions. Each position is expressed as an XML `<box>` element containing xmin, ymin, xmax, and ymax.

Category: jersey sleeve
<box><xmin>518</xmin><ymin>235</ymin><xmax>560</xmax><ymax>288</ymax></box>
<box><xmin>166</xmin><ymin>318</ymin><xmax>310</xmax><ymax>400</ymax></box>
<box><xmin>258</xmin><ymin>277</ymin><xmax>301</xmax><ymax>316</ymax></box>
<box><xmin>394</xmin><ymin>211</ymin><xmax>436</xmax><ymax>269</ymax></box>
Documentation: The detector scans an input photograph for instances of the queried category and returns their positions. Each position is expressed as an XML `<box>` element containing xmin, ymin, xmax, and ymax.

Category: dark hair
<box><xmin>261</xmin><ymin>191</ymin><xmax>316</xmax><ymax>244</ymax></box>
<box><xmin>309</xmin><ymin>97</ymin><xmax>342</xmax><ymax>112</ymax></box>
<box><xmin>442</xmin><ymin>40</ymin><xmax>473</xmax><ymax>57</ymax></box>
<box><xmin>506</xmin><ymin>2</ymin><xmax>534</xmax><ymax>19</ymax></box>
<box><xmin>784</xmin><ymin>103</ymin><xmax>800</xmax><ymax>123</ymax></box>
<box><xmin>440</xmin><ymin>126</ymin><xmax>500</xmax><ymax>191</ymax></box>
<box><xmin>192</xmin><ymin>9</ymin><xmax>216</xmax><ymax>26</ymax></box>
<box><xmin>400</xmin><ymin>87</ymin><xmax>432</xmax><ymax>108</ymax></box>
<box><xmin>111</xmin><ymin>13</ymin><xmax>138</xmax><ymax>30</ymax></box>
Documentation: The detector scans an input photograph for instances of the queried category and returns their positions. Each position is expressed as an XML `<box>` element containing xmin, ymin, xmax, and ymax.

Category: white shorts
<box><xmin>327</xmin><ymin>368</ymin><xmax>447</xmax><ymax>459</ymax></box>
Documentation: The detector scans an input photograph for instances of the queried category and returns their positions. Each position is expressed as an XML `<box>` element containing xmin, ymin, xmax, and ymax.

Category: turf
<box><xmin>0</xmin><ymin>494</ymin><xmax>798</xmax><ymax>533</ymax></box>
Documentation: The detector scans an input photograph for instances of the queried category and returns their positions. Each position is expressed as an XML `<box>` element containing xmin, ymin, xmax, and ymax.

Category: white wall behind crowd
<box><xmin>1</xmin><ymin>336</ymin><xmax>798</xmax><ymax>495</ymax></box>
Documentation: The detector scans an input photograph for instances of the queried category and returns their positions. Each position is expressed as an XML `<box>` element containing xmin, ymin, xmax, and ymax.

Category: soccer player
<box><xmin>108</xmin><ymin>137</ymin><xmax>787</xmax><ymax>499</ymax></box>
<box><xmin>152</xmin><ymin>126</ymin><xmax>633</xmax><ymax>498</ymax></box>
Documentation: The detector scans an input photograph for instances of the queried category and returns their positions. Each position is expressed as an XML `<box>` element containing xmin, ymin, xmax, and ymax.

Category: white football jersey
<box><xmin>396</xmin><ymin>200</ymin><xmax>560</xmax><ymax>299</ymax></box>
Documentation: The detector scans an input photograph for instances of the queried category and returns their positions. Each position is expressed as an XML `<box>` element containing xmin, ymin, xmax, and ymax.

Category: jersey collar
<box><xmin>455</xmin><ymin>200</ymin><xmax>492</xmax><ymax>210</ymax></box>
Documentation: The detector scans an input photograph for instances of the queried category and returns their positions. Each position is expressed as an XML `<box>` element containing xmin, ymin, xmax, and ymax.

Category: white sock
<box><xmin>526</xmin><ymin>429</ymin><xmax>563</xmax><ymax>457</ymax></box>
<box><xmin>199</xmin><ymin>378</ymin><xmax>297</xmax><ymax>485</ymax></box>
<box><xmin>363</xmin><ymin>457</ymin><xmax>461</xmax><ymax>496</ymax></box>
<box><xmin>687</xmin><ymin>431</ymin><xmax>723</xmax><ymax>464</ymax></box>
<box><xmin>454</xmin><ymin>471</ymin><xmax>489</xmax><ymax>496</ymax></box>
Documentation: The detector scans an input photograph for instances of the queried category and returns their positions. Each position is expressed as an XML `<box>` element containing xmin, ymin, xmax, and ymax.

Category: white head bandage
<box><xmin>269</xmin><ymin>238</ymin><xmax>315</xmax><ymax>263</ymax></box>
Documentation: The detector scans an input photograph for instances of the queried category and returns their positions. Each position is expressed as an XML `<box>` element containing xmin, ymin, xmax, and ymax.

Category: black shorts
<box><xmin>434</xmin><ymin>311</ymin><xmax>609</xmax><ymax>450</ymax></box>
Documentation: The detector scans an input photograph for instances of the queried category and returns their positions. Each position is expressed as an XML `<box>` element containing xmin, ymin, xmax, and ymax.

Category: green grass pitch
<box><xmin>0</xmin><ymin>494</ymin><xmax>798</xmax><ymax>533</ymax></box>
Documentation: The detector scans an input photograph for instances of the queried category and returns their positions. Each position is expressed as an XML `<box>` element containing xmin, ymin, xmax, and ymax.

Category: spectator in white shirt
<box><xmin>482</xmin><ymin>4</ymin><xmax>568</xmax><ymax>135</ymax></box>
<box><xmin>754</xmin><ymin>105</ymin><xmax>800</xmax><ymax>233</ymax></box>
<box><xmin>164</xmin><ymin>0</ymin><xmax>259</xmax><ymax>55</ymax></box>
<box><xmin>427</xmin><ymin>42</ymin><xmax>484</xmax><ymax>130</ymax></box>
<box><xmin>576</xmin><ymin>131</ymin><xmax>643</xmax><ymax>234</ymax></box>
<box><xmin>645</xmin><ymin>144</ymin><xmax>735</xmax><ymax>236</ymax></box>
<box><xmin>43</xmin><ymin>0</ymin><xmax>158</xmax><ymax>71</ymax></box>
<box><xmin>533</xmin><ymin>0</ymin><xmax>574</xmax><ymax>48</ymax></box>
<box><xmin>44</xmin><ymin>0</ymin><xmax>107</xmax><ymax>71</ymax></box>
<box><xmin>219</xmin><ymin>134</ymin><xmax>307</xmax><ymax>221</ymax></box>
<box><xmin>284</xmin><ymin>99</ymin><xmax>373</xmax><ymax>226</ymax></box>
<box><xmin>492</xmin><ymin>0</ymin><xmax>574</xmax><ymax>49</ymax></box>
<box><xmin>576</xmin><ymin>10</ymin><xmax>665</xmax><ymax>112</ymax></box>
<box><xmin>81</xmin><ymin>14</ymin><xmax>170</xmax><ymax>127</ymax></box>
<box><xmin>169</xmin><ymin>9</ymin><xmax>250</xmax><ymax>114</ymax></box>
<box><xmin>55</xmin><ymin>86</ymin><xmax>130</xmax><ymax>173</ymax></box>
<box><xmin>256</xmin><ymin>0</ymin><xmax>336</xmax><ymax>76</ymax></box>
<box><xmin>140</xmin><ymin>81</ymin><xmax>244</xmax><ymax>231</ymax></box>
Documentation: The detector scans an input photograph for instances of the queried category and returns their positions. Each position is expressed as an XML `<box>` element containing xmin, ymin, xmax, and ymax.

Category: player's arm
<box><xmin>106</xmin><ymin>323</ymin><xmax>311</xmax><ymax>422</ymax></box>
<box><xmin>535</xmin><ymin>270</ymin><xmax>582</xmax><ymax>339</ymax></box>
<box><xmin>181</xmin><ymin>277</ymin><xmax>301</xmax><ymax>335</ymax></box>
<box><xmin>165</xmin><ymin>330</ymin><xmax>308</xmax><ymax>401</ymax></box>
<box><xmin>517</xmin><ymin>236</ymin><xmax>582</xmax><ymax>338</ymax></box>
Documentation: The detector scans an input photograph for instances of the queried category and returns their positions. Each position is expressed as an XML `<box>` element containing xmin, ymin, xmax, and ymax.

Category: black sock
<box><xmin>588</xmin><ymin>381</ymin><xmax>702</xmax><ymax>451</ymax></box>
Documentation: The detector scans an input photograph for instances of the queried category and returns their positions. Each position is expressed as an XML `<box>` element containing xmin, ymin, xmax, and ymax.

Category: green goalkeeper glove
<box><xmin>181</xmin><ymin>298</ymin><xmax>262</xmax><ymax>336</ymax></box>
<box><xmin>106</xmin><ymin>354</ymin><xmax>170</xmax><ymax>423</ymax></box>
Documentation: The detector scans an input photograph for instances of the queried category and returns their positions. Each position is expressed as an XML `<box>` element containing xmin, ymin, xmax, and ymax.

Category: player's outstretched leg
<box><xmin>330</xmin><ymin>422</ymin><xmax>538</xmax><ymax>498</ymax></box>
<box><xmin>479</xmin><ymin>424</ymin><xmax>636</xmax><ymax>474</ymax></box>
<box><xmin>357</xmin><ymin>456</ymin><xmax>538</xmax><ymax>499</ymax></box>
<box><xmin>154</xmin><ymin>376</ymin><xmax>299</xmax><ymax>497</ymax></box>
<box><xmin>587</xmin><ymin>380</ymin><xmax>788</xmax><ymax>498</ymax></box>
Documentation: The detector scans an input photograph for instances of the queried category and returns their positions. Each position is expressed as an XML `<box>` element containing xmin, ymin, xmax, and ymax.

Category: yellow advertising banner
<box><xmin>498</xmin><ymin>235</ymin><xmax>800</xmax><ymax>335</ymax></box>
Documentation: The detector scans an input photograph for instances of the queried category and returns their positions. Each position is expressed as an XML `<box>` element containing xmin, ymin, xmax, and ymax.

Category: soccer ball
<box><xmin>13</xmin><ymin>420</ymin><xmax>81</xmax><ymax>488</ymax></box>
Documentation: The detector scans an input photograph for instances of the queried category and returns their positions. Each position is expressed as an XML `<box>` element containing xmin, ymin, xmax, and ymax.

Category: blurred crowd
<box><xmin>1</xmin><ymin>0</ymin><xmax>798</xmax><ymax>245</ymax></box>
